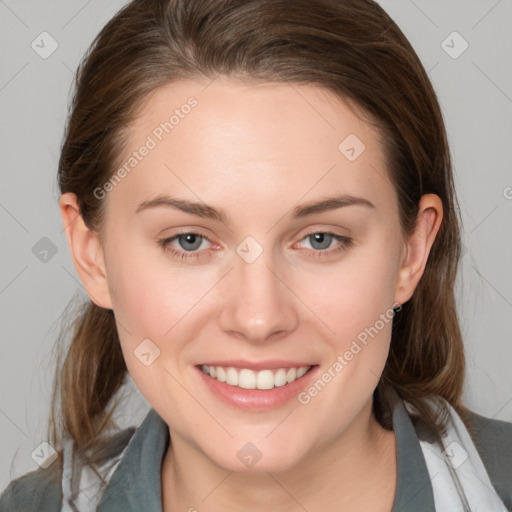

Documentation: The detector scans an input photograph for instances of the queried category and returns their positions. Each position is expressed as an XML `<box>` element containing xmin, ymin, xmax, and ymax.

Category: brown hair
<box><xmin>50</xmin><ymin>0</ymin><xmax>469</xmax><ymax>473</ymax></box>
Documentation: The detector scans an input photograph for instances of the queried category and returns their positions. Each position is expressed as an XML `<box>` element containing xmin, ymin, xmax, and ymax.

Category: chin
<box><xmin>204</xmin><ymin>438</ymin><xmax>309</xmax><ymax>474</ymax></box>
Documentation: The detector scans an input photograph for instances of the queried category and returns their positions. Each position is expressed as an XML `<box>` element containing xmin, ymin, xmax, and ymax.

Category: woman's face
<box><xmin>97</xmin><ymin>77</ymin><xmax>412</xmax><ymax>471</ymax></box>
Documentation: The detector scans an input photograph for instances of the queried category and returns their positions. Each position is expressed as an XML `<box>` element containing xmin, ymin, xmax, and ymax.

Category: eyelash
<box><xmin>157</xmin><ymin>231</ymin><xmax>353</xmax><ymax>262</ymax></box>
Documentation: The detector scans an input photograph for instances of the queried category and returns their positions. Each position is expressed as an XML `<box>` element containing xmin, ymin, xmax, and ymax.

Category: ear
<box><xmin>59</xmin><ymin>192</ymin><xmax>113</xmax><ymax>309</ymax></box>
<box><xmin>393</xmin><ymin>194</ymin><xmax>443</xmax><ymax>306</ymax></box>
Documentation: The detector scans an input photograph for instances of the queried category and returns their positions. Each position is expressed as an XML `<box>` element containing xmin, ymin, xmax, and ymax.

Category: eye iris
<box><xmin>310</xmin><ymin>233</ymin><xmax>332</xmax><ymax>250</ymax></box>
<box><xmin>178</xmin><ymin>234</ymin><xmax>202</xmax><ymax>251</ymax></box>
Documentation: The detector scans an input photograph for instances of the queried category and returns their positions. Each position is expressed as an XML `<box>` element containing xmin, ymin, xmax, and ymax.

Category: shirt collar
<box><xmin>387</xmin><ymin>386</ymin><xmax>435</xmax><ymax>511</ymax></box>
<box><xmin>97</xmin><ymin>406</ymin><xmax>169</xmax><ymax>511</ymax></box>
<box><xmin>98</xmin><ymin>388</ymin><xmax>435</xmax><ymax>511</ymax></box>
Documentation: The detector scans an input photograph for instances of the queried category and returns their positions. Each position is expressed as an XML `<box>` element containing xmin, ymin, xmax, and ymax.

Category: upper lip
<box><xmin>198</xmin><ymin>360</ymin><xmax>316</xmax><ymax>371</ymax></box>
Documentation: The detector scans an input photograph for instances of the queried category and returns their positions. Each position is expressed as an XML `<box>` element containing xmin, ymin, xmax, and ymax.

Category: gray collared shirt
<box><xmin>1</xmin><ymin>391</ymin><xmax>511</xmax><ymax>511</ymax></box>
<box><xmin>98</xmin><ymin>393</ymin><xmax>437</xmax><ymax>511</ymax></box>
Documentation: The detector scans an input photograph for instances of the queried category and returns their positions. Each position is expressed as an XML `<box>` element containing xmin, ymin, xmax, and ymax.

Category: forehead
<box><xmin>107</xmin><ymin>77</ymin><xmax>395</xmax><ymax>218</ymax></box>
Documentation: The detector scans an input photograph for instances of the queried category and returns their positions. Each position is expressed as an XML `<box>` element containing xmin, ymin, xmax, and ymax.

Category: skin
<box><xmin>59</xmin><ymin>77</ymin><xmax>442</xmax><ymax>511</ymax></box>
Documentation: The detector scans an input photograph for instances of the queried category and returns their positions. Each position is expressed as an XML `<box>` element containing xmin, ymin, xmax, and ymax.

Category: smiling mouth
<box><xmin>199</xmin><ymin>364</ymin><xmax>314</xmax><ymax>390</ymax></box>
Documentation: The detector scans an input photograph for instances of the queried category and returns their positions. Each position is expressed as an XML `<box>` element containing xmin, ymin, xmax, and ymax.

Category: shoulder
<box><xmin>0</xmin><ymin>463</ymin><xmax>62</xmax><ymax>512</ymax></box>
<box><xmin>0</xmin><ymin>425</ymin><xmax>137</xmax><ymax>512</ymax></box>
<box><xmin>463</xmin><ymin>407</ymin><xmax>512</xmax><ymax>510</ymax></box>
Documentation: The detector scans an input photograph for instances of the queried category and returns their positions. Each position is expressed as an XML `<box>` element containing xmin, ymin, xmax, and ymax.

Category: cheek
<box><xmin>293</xmin><ymin>248</ymin><xmax>398</xmax><ymax>425</ymax></box>
<box><xmin>295</xmin><ymin>237</ymin><xmax>400</xmax><ymax>344</ymax></box>
<box><xmin>108</xmin><ymin>260</ymin><xmax>171</xmax><ymax>337</ymax></box>
<box><xmin>105</xmin><ymin>244</ymin><xmax>223</xmax><ymax>376</ymax></box>
<box><xmin>106</xmin><ymin>233</ymin><xmax>210</xmax><ymax>335</ymax></box>
<box><xmin>106</xmin><ymin>254</ymin><xmax>212</xmax><ymax>404</ymax></box>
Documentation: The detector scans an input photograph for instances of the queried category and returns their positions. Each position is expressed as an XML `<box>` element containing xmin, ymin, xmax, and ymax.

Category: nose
<box><xmin>218</xmin><ymin>249</ymin><xmax>299</xmax><ymax>344</ymax></box>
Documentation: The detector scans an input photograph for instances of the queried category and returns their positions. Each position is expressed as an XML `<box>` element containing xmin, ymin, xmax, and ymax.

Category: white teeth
<box><xmin>239</xmin><ymin>369</ymin><xmax>256</xmax><ymax>389</ymax></box>
<box><xmin>200</xmin><ymin>365</ymin><xmax>312</xmax><ymax>390</ymax></box>
<box><xmin>216</xmin><ymin>366</ymin><xmax>226</xmax><ymax>382</ymax></box>
<box><xmin>226</xmin><ymin>367</ymin><xmax>239</xmax><ymax>386</ymax></box>
<box><xmin>274</xmin><ymin>368</ymin><xmax>288</xmax><ymax>387</ymax></box>
<box><xmin>286</xmin><ymin>367</ymin><xmax>297</xmax><ymax>383</ymax></box>
<box><xmin>256</xmin><ymin>369</ymin><xmax>274</xmax><ymax>390</ymax></box>
<box><xmin>297</xmin><ymin>366</ymin><xmax>308</xmax><ymax>378</ymax></box>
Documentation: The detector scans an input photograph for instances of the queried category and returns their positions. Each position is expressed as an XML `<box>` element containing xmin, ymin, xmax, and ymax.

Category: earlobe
<box><xmin>59</xmin><ymin>192</ymin><xmax>113</xmax><ymax>310</ymax></box>
<box><xmin>393</xmin><ymin>194</ymin><xmax>443</xmax><ymax>306</ymax></box>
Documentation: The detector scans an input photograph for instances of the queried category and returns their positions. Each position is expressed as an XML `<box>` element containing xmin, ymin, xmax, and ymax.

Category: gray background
<box><xmin>1</xmin><ymin>0</ymin><xmax>511</xmax><ymax>490</ymax></box>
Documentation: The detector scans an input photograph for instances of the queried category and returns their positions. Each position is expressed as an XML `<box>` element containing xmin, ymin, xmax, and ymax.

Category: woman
<box><xmin>1</xmin><ymin>0</ymin><xmax>511</xmax><ymax>510</ymax></box>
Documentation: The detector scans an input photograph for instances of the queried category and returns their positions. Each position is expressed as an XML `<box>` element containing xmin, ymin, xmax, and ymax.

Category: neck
<box><xmin>161</xmin><ymin>398</ymin><xmax>397</xmax><ymax>512</ymax></box>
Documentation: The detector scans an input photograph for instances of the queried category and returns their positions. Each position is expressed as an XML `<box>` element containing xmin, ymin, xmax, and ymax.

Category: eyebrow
<box><xmin>135</xmin><ymin>194</ymin><xmax>375</xmax><ymax>223</ymax></box>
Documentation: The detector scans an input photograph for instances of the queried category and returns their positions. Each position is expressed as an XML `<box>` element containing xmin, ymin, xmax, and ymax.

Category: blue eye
<box><xmin>158</xmin><ymin>231</ymin><xmax>353</xmax><ymax>262</ymax></box>
<box><xmin>158</xmin><ymin>232</ymin><xmax>211</xmax><ymax>261</ymax></box>
<box><xmin>173</xmin><ymin>233</ymin><xmax>205</xmax><ymax>251</ymax></box>
<box><xmin>296</xmin><ymin>232</ymin><xmax>353</xmax><ymax>258</ymax></box>
<box><xmin>303</xmin><ymin>232</ymin><xmax>338</xmax><ymax>250</ymax></box>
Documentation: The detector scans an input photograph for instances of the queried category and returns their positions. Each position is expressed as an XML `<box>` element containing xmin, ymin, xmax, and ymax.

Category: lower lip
<box><xmin>195</xmin><ymin>365</ymin><xmax>319</xmax><ymax>411</ymax></box>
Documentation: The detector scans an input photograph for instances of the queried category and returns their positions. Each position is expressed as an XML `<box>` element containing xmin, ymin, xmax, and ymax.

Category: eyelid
<box><xmin>163</xmin><ymin>231</ymin><xmax>216</xmax><ymax>249</ymax></box>
<box><xmin>287</xmin><ymin>224</ymin><xmax>350</xmax><ymax>246</ymax></box>
<box><xmin>158</xmin><ymin>227</ymin><xmax>353</xmax><ymax>263</ymax></box>
<box><xmin>291</xmin><ymin>231</ymin><xmax>352</xmax><ymax>251</ymax></box>
<box><xmin>158</xmin><ymin>224</ymin><xmax>350</xmax><ymax>248</ymax></box>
